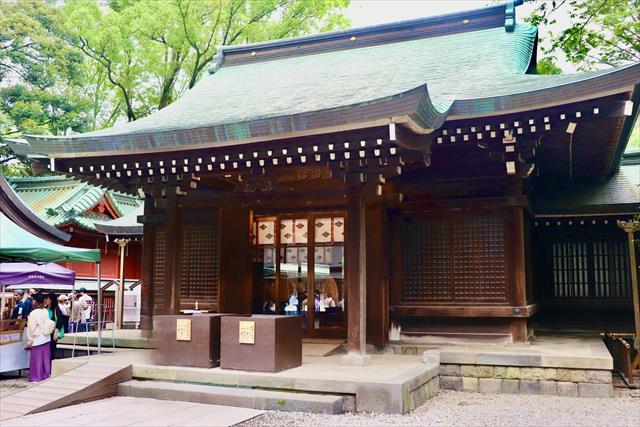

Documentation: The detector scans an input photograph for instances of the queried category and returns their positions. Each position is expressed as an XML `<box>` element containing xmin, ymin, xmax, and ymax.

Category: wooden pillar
<box><xmin>617</xmin><ymin>220</ymin><xmax>640</xmax><ymax>358</ymax></box>
<box><xmin>139</xmin><ymin>199</ymin><xmax>154</xmax><ymax>331</ymax></box>
<box><xmin>218</xmin><ymin>206</ymin><xmax>252</xmax><ymax>314</ymax></box>
<box><xmin>341</xmin><ymin>192</ymin><xmax>371</xmax><ymax>365</ymax></box>
<box><xmin>114</xmin><ymin>238</ymin><xmax>130</xmax><ymax>329</ymax></box>
<box><xmin>164</xmin><ymin>188</ymin><xmax>183</xmax><ymax>315</ymax></box>
<box><xmin>366</xmin><ymin>201</ymin><xmax>389</xmax><ymax>348</ymax></box>
<box><xmin>509</xmin><ymin>206</ymin><xmax>528</xmax><ymax>342</ymax></box>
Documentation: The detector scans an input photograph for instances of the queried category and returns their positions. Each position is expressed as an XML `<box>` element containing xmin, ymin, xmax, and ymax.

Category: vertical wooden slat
<box><xmin>587</xmin><ymin>240</ymin><xmax>595</xmax><ymax>299</ymax></box>
<box><xmin>179</xmin><ymin>214</ymin><xmax>220</xmax><ymax>311</ymax></box>
<box><xmin>307</xmin><ymin>215</ymin><xmax>316</xmax><ymax>335</ymax></box>
<box><xmin>152</xmin><ymin>227</ymin><xmax>166</xmax><ymax>314</ymax></box>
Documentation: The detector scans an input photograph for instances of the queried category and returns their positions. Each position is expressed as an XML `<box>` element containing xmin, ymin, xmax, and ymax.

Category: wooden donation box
<box><xmin>153</xmin><ymin>314</ymin><xmax>230</xmax><ymax>368</ymax></box>
<box><xmin>220</xmin><ymin>315</ymin><xmax>302</xmax><ymax>372</ymax></box>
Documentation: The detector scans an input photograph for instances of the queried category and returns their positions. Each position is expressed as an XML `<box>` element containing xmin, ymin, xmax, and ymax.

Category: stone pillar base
<box><xmin>340</xmin><ymin>351</ymin><xmax>372</xmax><ymax>366</ymax></box>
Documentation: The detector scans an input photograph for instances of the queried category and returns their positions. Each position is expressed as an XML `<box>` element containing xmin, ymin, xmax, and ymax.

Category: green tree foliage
<box><xmin>0</xmin><ymin>0</ymin><xmax>349</xmax><ymax>176</ymax></box>
<box><xmin>0</xmin><ymin>1</ymin><xmax>91</xmax><ymax>175</ymax></box>
<box><xmin>61</xmin><ymin>0</ymin><xmax>350</xmax><ymax>122</ymax></box>
<box><xmin>527</xmin><ymin>0</ymin><xmax>640</xmax><ymax>71</ymax></box>
<box><xmin>536</xmin><ymin>57</ymin><xmax>563</xmax><ymax>75</ymax></box>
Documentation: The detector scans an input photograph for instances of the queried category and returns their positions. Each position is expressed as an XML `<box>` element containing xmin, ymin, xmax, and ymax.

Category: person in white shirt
<box><xmin>26</xmin><ymin>293</ymin><xmax>55</xmax><ymax>382</ymax></box>
<box><xmin>78</xmin><ymin>288</ymin><xmax>93</xmax><ymax>331</ymax></box>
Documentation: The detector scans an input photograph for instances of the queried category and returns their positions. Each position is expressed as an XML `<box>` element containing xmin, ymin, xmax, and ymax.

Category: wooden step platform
<box><xmin>0</xmin><ymin>363</ymin><xmax>132</xmax><ymax>422</ymax></box>
<box><xmin>118</xmin><ymin>379</ymin><xmax>345</xmax><ymax>414</ymax></box>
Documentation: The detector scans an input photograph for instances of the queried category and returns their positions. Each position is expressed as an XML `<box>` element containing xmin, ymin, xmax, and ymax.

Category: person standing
<box><xmin>58</xmin><ymin>294</ymin><xmax>71</xmax><ymax>336</ymax></box>
<box><xmin>78</xmin><ymin>288</ymin><xmax>93</xmax><ymax>331</ymax></box>
<box><xmin>69</xmin><ymin>293</ymin><xmax>86</xmax><ymax>333</ymax></box>
<box><xmin>21</xmin><ymin>289</ymin><xmax>35</xmax><ymax>319</ymax></box>
<box><xmin>26</xmin><ymin>293</ymin><xmax>55</xmax><ymax>383</ymax></box>
<box><xmin>45</xmin><ymin>293</ymin><xmax>64</xmax><ymax>360</ymax></box>
<box><xmin>10</xmin><ymin>290</ymin><xmax>25</xmax><ymax>319</ymax></box>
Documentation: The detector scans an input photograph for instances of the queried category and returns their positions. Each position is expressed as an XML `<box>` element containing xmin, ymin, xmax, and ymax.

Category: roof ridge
<box><xmin>5</xmin><ymin>175</ymin><xmax>72</xmax><ymax>183</ymax></box>
<box><xmin>211</xmin><ymin>1</ymin><xmax>523</xmax><ymax>72</ymax></box>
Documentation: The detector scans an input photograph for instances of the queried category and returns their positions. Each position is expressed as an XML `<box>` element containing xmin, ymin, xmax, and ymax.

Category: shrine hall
<box><xmin>7</xmin><ymin>1</ymin><xmax>640</xmax><ymax>365</ymax></box>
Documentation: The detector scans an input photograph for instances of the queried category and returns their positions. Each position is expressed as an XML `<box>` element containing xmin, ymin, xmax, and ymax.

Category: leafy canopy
<box><xmin>61</xmin><ymin>0</ymin><xmax>350</xmax><ymax>122</ymax></box>
<box><xmin>527</xmin><ymin>0</ymin><xmax>640</xmax><ymax>71</ymax></box>
<box><xmin>0</xmin><ymin>0</ymin><xmax>349</xmax><ymax>175</ymax></box>
<box><xmin>0</xmin><ymin>1</ymin><xmax>91</xmax><ymax>175</ymax></box>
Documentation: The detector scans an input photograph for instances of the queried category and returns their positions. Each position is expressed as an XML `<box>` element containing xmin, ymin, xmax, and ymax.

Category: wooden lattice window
<box><xmin>551</xmin><ymin>240</ymin><xmax>631</xmax><ymax>300</ymax></box>
<box><xmin>152</xmin><ymin>227</ymin><xmax>166</xmax><ymax>312</ymax></box>
<box><xmin>180</xmin><ymin>221</ymin><xmax>220</xmax><ymax>308</ymax></box>
<box><xmin>452</xmin><ymin>215</ymin><xmax>507</xmax><ymax>301</ymax></box>
<box><xmin>399</xmin><ymin>212</ymin><xmax>508</xmax><ymax>303</ymax></box>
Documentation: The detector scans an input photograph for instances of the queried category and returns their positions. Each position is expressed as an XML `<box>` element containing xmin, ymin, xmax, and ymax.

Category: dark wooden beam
<box><xmin>390</xmin><ymin>304</ymin><xmax>538</xmax><ymax>317</ymax></box>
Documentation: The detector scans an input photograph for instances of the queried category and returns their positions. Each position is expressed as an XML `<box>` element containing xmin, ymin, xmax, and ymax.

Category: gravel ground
<box><xmin>0</xmin><ymin>374</ymin><xmax>29</xmax><ymax>398</ymax></box>
<box><xmin>238</xmin><ymin>390</ymin><xmax>640</xmax><ymax>427</ymax></box>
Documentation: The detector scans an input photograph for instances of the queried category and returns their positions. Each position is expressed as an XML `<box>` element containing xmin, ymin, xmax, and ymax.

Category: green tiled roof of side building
<box><xmin>5</xmin><ymin>175</ymin><xmax>143</xmax><ymax>232</ymax></box>
<box><xmin>532</xmin><ymin>153</ymin><xmax>640</xmax><ymax>216</ymax></box>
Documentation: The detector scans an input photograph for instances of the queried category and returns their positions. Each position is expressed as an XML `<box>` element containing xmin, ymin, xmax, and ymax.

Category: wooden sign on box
<box><xmin>238</xmin><ymin>320</ymin><xmax>255</xmax><ymax>344</ymax></box>
<box><xmin>176</xmin><ymin>318</ymin><xmax>192</xmax><ymax>341</ymax></box>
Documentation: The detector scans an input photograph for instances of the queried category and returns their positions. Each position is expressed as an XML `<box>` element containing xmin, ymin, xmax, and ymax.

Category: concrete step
<box><xmin>118</xmin><ymin>379</ymin><xmax>345</xmax><ymax>414</ymax></box>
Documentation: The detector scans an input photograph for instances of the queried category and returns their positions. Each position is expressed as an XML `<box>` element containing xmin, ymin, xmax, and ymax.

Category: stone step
<box><xmin>117</xmin><ymin>379</ymin><xmax>345</xmax><ymax>414</ymax></box>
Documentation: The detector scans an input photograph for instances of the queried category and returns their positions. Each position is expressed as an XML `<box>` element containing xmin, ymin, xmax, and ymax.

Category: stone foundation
<box><xmin>408</xmin><ymin>376</ymin><xmax>440</xmax><ymax>412</ymax></box>
<box><xmin>439</xmin><ymin>364</ymin><xmax>613</xmax><ymax>397</ymax></box>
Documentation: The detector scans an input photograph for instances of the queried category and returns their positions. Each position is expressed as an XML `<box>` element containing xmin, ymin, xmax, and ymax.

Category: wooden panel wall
<box><xmin>393</xmin><ymin>209</ymin><xmax>509</xmax><ymax>305</ymax></box>
<box><xmin>180</xmin><ymin>219</ymin><xmax>221</xmax><ymax>311</ymax></box>
<box><xmin>151</xmin><ymin>226</ymin><xmax>167</xmax><ymax>314</ymax></box>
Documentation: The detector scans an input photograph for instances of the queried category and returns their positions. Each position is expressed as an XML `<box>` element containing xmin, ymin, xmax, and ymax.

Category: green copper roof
<box><xmin>6</xmin><ymin>176</ymin><xmax>143</xmax><ymax>232</ymax></box>
<box><xmin>57</xmin><ymin>24</ymin><xmax>538</xmax><ymax>139</ymax></box>
<box><xmin>12</xmin><ymin>2</ymin><xmax>640</xmax><ymax>161</ymax></box>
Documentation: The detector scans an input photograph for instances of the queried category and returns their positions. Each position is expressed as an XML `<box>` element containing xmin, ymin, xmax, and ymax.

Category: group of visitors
<box><xmin>10</xmin><ymin>287</ymin><xmax>94</xmax><ymax>383</ymax></box>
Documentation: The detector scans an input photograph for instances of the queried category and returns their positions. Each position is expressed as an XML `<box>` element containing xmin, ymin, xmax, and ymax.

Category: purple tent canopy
<box><xmin>0</xmin><ymin>262</ymin><xmax>76</xmax><ymax>287</ymax></box>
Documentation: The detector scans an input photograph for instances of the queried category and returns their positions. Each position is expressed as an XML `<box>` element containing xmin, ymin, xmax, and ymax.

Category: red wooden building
<box><xmin>8</xmin><ymin>3</ymin><xmax>640</xmax><ymax>361</ymax></box>
<box><xmin>2</xmin><ymin>175</ymin><xmax>143</xmax><ymax>280</ymax></box>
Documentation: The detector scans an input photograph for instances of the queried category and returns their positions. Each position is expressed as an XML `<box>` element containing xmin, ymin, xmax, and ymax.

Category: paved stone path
<box><xmin>239</xmin><ymin>390</ymin><xmax>640</xmax><ymax>427</ymax></box>
<box><xmin>2</xmin><ymin>396</ymin><xmax>264</xmax><ymax>427</ymax></box>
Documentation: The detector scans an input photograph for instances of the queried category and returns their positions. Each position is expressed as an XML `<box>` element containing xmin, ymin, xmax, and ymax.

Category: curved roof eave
<box><xmin>447</xmin><ymin>62</ymin><xmax>640</xmax><ymax>120</ymax></box>
<box><xmin>22</xmin><ymin>84</ymin><xmax>447</xmax><ymax>159</ymax></box>
<box><xmin>93</xmin><ymin>204</ymin><xmax>144</xmax><ymax>237</ymax></box>
<box><xmin>0</xmin><ymin>175</ymin><xmax>71</xmax><ymax>244</ymax></box>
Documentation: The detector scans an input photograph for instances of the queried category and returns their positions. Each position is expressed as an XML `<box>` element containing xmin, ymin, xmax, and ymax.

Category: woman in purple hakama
<box><xmin>26</xmin><ymin>293</ymin><xmax>55</xmax><ymax>383</ymax></box>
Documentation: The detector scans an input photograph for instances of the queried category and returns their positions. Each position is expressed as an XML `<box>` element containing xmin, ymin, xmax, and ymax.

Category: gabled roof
<box><xmin>7</xmin><ymin>1</ymin><xmax>640</xmax><ymax>179</ymax></box>
<box><xmin>5</xmin><ymin>175</ymin><xmax>143</xmax><ymax>232</ymax></box>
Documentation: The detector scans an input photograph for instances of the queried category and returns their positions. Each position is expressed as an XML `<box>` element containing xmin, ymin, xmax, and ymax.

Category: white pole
<box><xmin>97</xmin><ymin>262</ymin><xmax>102</xmax><ymax>354</ymax></box>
